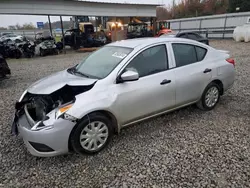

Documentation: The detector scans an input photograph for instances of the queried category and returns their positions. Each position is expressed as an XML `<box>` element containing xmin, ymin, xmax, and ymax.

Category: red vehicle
<box><xmin>155</xmin><ymin>20</ymin><xmax>172</xmax><ymax>37</ymax></box>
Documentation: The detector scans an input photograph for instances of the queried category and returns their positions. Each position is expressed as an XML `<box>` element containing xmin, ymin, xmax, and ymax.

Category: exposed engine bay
<box><xmin>13</xmin><ymin>84</ymin><xmax>95</xmax><ymax>133</ymax></box>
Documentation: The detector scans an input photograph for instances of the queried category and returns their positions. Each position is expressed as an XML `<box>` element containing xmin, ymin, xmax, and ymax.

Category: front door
<box><xmin>112</xmin><ymin>44</ymin><xmax>176</xmax><ymax>125</ymax></box>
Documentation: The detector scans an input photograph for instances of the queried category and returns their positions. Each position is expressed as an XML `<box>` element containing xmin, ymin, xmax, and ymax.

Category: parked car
<box><xmin>35</xmin><ymin>40</ymin><xmax>58</xmax><ymax>56</ymax></box>
<box><xmin>62</xmin><ymin>29</ymin><xmax>103</xmax><ymax>49</ymax></box>
<box><xmin>160</xmin><ymin>31</ymin><xmax>209</xmax><ymax>45</ymax></box>
<box><xmin>0</xmin><ymin>39</ymin><xmax>22</xmax><ymax>59</ymax></box>
<box><xmin>0</xmin><ymin>33</ymin><xmax>24</xmax><ymax>43</ymax></box>
<box><xmin>0</xmin><ymin>32</ymin><xmax>13</xmax><ymax>37</ymax></box>
<box><xmin>0</xmin><ymin>55</ymin><xmax>11</xmax><ymax>79</ymax></box>
<box><xmin>12</xmin><ymin>37</ymin><xmax>235</xmax><ymax>157</ymax></box>
<box><xmin>17</xmin><ymin>40</ymin><xmax>36</xmax><ymax>58</ymax></box>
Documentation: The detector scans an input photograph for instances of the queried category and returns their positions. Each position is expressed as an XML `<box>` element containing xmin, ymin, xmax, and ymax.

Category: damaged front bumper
<box><xmin>12</xmin><ymin>101</ymin><xmax>77</xmax><ymax>157</ymax></box>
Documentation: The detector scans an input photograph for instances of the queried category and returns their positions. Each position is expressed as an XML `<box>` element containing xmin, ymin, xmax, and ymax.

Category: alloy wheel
<box><xmin>205</xmin><ymin>86</ymin><xmax>219</xmax><ymax>108</ymax></box>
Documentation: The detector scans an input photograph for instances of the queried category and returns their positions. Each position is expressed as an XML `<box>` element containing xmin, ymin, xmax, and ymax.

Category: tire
<box><xmin>40</xmin><ymin>48</ymin><xmax>45</xmax><ymax>56</ymax></box>
<box><xmin>15</xmin><ymin>49</ymin><xmax>22</xmax><ymax>59</ymax></box>
<box><xmin>197</xmin><ymin>82</ymin><xmax>221</xmax><ymax>111</ymax></box>
<box><xmin>70</xmin><ymin>113</ymin><xmax>113</xmax><ymax>155</ymax></box>
<box><xmin>53</xmin><ymin>49</ymin><xmax>59</xmax><ymax>55</ymax></box>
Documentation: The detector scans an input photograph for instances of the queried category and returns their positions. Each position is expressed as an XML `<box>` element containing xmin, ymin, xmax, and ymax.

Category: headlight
<box><xmin>19</xmin><ymin>90</ymin><xmax>27</xmax><ymax>102</ymax></box>
<box><xmin>56</xmin><ymin>103</ymin><xmax>73</xmax><ymax>119</ymax></box>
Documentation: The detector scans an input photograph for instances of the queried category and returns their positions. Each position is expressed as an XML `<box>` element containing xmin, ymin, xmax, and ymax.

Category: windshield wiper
<box><xmin>74</xmin><ymin>71</ymin><xmax>90</xmax><ymax>78</ymax></box>
<box><xmin>67</xmin><ymin>67</ymin><xmax>89</xmax><ymax>78</ymax></box>
<box><xmin>68</xmin><ymin>66</ymin><xmax>101</xmax><ymax>79</ymax></box>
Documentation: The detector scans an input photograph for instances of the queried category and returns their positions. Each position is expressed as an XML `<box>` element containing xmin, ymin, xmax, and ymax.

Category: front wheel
<box><xmin>70</xmin><ymin>113</ymin><xmax>113</xmax><ymax>155</ymax></box>
<box><xmin>15</xmin><ymin>49</ymin><xmax>22</xmax><ymax>59</ymax></box>
<box><xmin>197</xmin><ymin>82</ymin><xmax>221</xmax><ymax>111</ymax></box>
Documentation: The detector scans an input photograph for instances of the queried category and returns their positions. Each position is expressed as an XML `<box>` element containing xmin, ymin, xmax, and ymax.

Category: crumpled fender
<box><xmin>66</xmin><ymin>87</ymin><xmax>118</xmax><ymax>120</ymax></box>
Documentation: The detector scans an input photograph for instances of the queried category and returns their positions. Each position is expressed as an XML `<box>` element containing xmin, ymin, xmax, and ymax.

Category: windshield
<box><xmin>75</xmin><ymin>46</ymin><xmax>133</xmax><ymax>79</ymax></box>
<box><xmin>7</xmin><ymin>34</ymin><xmax>17</xmax><ymax>37</ymax></box>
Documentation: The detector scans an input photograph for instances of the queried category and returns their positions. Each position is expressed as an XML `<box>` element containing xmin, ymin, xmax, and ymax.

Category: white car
<box><xmin>0</xmin><ymin>33</ymin><xmax>24</xmax><ymax>42</ymax></box>
<box><xmin>12</xmin><ymin>37</ymin><xmax>235</xmax><ymax>157</ymax></box>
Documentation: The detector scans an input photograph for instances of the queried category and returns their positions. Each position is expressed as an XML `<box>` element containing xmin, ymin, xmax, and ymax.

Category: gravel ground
<box><xmin>0</xmin><ymin>40</ymin><xmax>250</xmax><ymax>188</ymax></box>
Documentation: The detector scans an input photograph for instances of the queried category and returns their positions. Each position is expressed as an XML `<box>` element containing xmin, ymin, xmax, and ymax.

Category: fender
<box><xmin>66</xmin><ymin>87</ymin><xmax>119</xmax><ymax>124</ymax></box>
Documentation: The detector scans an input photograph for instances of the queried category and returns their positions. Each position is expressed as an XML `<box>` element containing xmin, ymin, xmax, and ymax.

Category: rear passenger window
<box><xmin>172</xmin><ymin>44</ymin><xmax>197</xmax><ymax>67</ymax></box>
<box><xmin>195</xmin><ymin>46</ymin><xmax>207</xmax><ymax>61</ymax></box>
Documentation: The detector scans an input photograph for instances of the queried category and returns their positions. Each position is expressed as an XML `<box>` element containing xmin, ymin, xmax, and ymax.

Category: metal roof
<box><xmin>0</xmin><ymin>0</ymin><xmax>158</xmax><ymax>17</ymax></box>
<box><xmin>76</xmin><ymin>0</ymin><xmax>162</xmax><ymax>5</ymax></box>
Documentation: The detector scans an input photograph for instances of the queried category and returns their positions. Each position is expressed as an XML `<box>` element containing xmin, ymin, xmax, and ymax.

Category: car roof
<box><xmin>177</xmin><ymin>31</ymin><xmax>199</xmax><ymax>35</ymax></box>
<box><xmin>2</xmin><ymin>32</ymin><xmax>12</xmax><ymax>35</ymax></box>
<box><xmin>107</xmin><ymin>37</ymin><xmax>198</xmax><ymax>49</ymax></box>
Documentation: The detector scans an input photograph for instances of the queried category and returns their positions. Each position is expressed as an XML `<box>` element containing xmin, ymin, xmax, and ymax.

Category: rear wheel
<box><xmin>40</xmin><ymin>48</ymin><xmax>45</xmax><ymax>56</ymax></box>
<box><xmin>197</xmin><ymin>82</ymin><xmax>221</xmax><ymax>111</ymax></box>
<box><xmin>70</xmin><ymin>113</ymin><xmax>113</xmax><ymax>155</ymax></box>
<box><xmin>53</xmin><ymin>49</ymin><xmax>59</xmax><ymax>55</ymax></box>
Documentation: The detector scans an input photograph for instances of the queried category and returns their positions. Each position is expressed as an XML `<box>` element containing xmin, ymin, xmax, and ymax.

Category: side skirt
<box><xmin>120</xmin><ymin>101</ymin><xmax>197</xmax><ymax>129</ymax></box>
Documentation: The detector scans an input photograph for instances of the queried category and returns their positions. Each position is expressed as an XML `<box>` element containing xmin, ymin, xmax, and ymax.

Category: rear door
<box><xmin>170</xmin><ymin>43</ymin><xmax>212</xmax><ymax>106</ymax></box>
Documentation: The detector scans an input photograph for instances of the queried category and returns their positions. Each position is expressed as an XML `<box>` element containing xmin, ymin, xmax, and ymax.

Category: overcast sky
<box><xmin>0</xmin><ymin>0</ymin><xmax>172</xmax><ymax>28</ymax></box>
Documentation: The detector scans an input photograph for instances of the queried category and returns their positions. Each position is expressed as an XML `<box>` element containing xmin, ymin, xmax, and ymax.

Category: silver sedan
<box><xmin>12</xmin><ymin>37</ymin><xmax>235</xmax><ymax>157</ymax></box>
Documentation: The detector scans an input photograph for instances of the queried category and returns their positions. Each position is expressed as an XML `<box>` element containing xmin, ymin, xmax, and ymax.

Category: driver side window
<box><xmin>125</xmin><ymin>45</ymin><xmax>168</xmax><ymax>78</ymax></box>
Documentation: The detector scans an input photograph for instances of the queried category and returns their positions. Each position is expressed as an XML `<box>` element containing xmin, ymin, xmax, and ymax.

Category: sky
<box><xmin>0</xmin><ymin>0</ymin><xmax>172</xmax><ymax>28</ymax></box>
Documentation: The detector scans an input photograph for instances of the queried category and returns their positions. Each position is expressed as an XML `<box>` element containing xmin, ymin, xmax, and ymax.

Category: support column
<box><xmin>223</xmin><ymin>16</ymin><xmax>228</xmax><ymax>39</ymax></box>
<box><xmin>199</xmin><ymin>19</ymin><xmax>202</xmax><ymax>31</ymax></box>
<box><xmin>48</xmin><ymin>15</ymin><xmax>53</xmax><ymax>37</ymax></box>
<box><xmin>153</xmin><ymin>17</ymin><xmax>157</xmax><ymax>36</ymax></box>
<box><xmin>60</xmin><ymin>16</ymin><xmax>66</xmax><ymax>54</ymax></box>
<box><xmin>150</xmin><ymin>17</ymin><xmax>153</xmax><ymax>27</ymax></box>
<box><xmin>114</xmin><ymin>17</ymin><xmax>117</xmax><ymax>41</ymax></box>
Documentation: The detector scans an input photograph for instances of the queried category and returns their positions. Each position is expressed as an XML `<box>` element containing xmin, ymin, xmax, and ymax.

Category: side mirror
<box><xmin>119</xmin><ymin>70</ymin><xmax>139</xmax><ymax>83</ymax></box>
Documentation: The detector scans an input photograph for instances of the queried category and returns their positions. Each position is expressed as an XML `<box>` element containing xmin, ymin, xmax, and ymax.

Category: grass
<box><xmin>55</xmin><ymin>36</ymin><xmax>61</xmax><ymax>43</ymax></box>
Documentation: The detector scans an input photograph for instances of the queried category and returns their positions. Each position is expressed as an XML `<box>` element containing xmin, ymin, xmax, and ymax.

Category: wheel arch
<box><xmin>211</xmin><ymin>79</ymin><xmax>224</xmax><ymax>95</ymax></box>
<box><xmin>68</xmin><ymin>109</ymin><xmax>119</xmax><ymax>152</ymax></box>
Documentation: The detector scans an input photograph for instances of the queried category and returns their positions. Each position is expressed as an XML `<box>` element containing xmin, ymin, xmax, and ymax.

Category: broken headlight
<box><xmin>19</xmin><ymin>90</ymin><xmax>27</xmax><ymax>102</ymax></box>
<box><xmin>56</xmin><ymin>102</ymin><xmax>76</xmax><ymax>121</ymax></box>
<box><xmin>31</xmin><ymin>121</ymin><xmax>53</xmax><ymax>131</ymax></box>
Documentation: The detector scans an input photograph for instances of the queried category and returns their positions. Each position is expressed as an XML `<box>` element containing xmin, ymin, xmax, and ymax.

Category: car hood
<box><xmin>27</xmin><ymin>69</ymin><xmax>97</xmax><ymax>94</ymax></box>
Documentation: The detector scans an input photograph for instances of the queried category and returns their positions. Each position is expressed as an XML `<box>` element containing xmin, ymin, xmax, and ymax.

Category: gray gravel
<box><xmin>0</xmin><ymin>40</ymin><xmax>250</xmax><ymax>188</ymax></box>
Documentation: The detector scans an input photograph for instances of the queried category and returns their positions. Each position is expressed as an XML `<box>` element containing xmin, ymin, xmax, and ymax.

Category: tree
<box><xmin>15</xmin><ymin>24</ymin><xmax>21</xmax><ymax>30</ymax></box>
<box><xmin>156</xmin><ymin>0</ymin><xmax>229</xmax><ymax>20</ymax></box>
<box><xmin>43</xmin><ymin>21</ymin><xmax>71</xmax><ymax>29</ymax></box>
<box><xmin>156</xmin><ymin>6</ymin><xmax>171</xmax><ymax>20</ymax></box>
<box><xmin>8</xmin><ymin>25</ymin><xmax>16</xmax><ymax>30</ymax></box>
<box><xmin>22</xmin><ymin>22</ymin><xmax>36</xmax><ymax>30</ymax></box>
<box><xmin>228</xmin><ymin>0</ymin><xmax>250</xmax><ymax>12</ymax></box>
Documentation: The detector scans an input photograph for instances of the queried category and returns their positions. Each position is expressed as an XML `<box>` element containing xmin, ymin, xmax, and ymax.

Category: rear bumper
<box><xmin>12</xmin><ymin>106</ymin><xmax>76</xmax><ymax>157</ymax></box>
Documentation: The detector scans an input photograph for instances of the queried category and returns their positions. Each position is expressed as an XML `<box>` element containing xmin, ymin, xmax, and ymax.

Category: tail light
<box><xmin>226</xmin><ymin>58</ymin><xmax>235</xmax><ymax>67</ymax></box>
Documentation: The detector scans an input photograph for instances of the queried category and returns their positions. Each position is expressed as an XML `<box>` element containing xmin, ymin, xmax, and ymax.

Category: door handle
<box><xmin>160</xmin><ymin>79</ymin><xmax>171</xmax><ymax>85</ymax></box>
<box><xmin>203</xmin><ymin>68</ymin><xmax>212</xmax><ymax>73</ymax></box>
